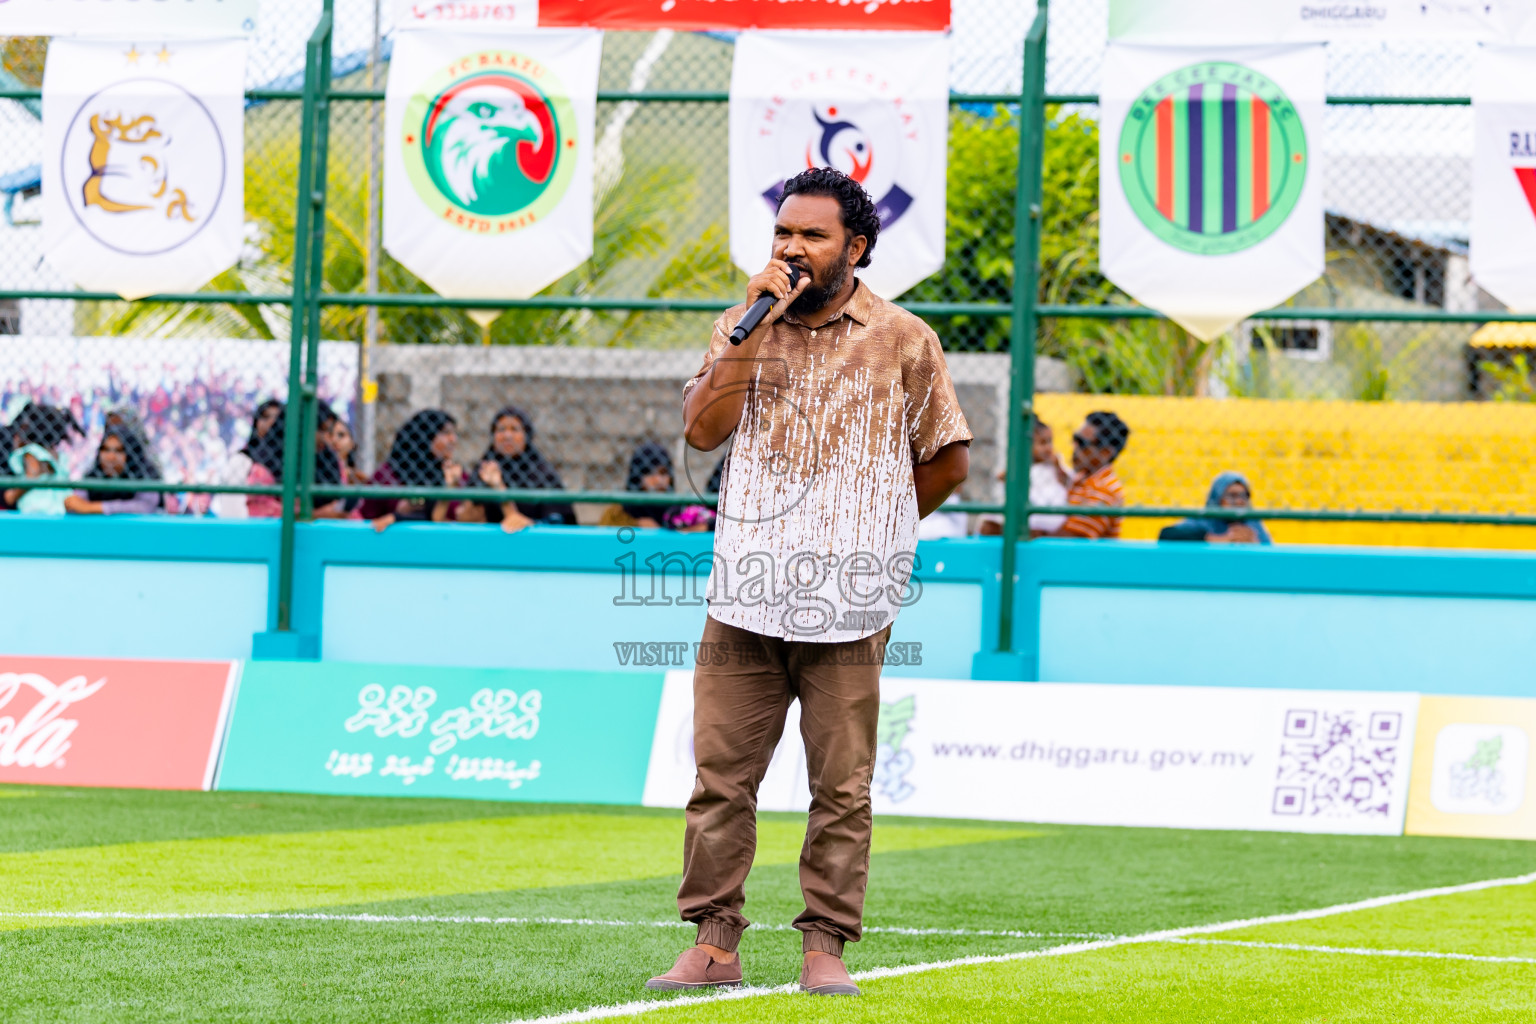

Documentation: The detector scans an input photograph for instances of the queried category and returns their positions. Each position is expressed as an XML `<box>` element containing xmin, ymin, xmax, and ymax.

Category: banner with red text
<box><xmin>540</xmin><ymin>0</ymin><xmax>948</xmax><ymax>31</ymax></box>
<box><xmin>384</xmin><ymin>29</ymin><xmax>602</xmax><ymax>302</ymax></box>
<box><xmin>1469</xmin><ymin>45</ymin><xmax>1536</xmax><ymax>312</ymax></box>
<box><xmin>0</xmin><ymin>657</ymin><xmax>238</xmax><ymax>791</ymax></box>
<box><xmin>729</xmin><ymin>30</ymin><xmax>950</xmax><ymax>299</ymax></box>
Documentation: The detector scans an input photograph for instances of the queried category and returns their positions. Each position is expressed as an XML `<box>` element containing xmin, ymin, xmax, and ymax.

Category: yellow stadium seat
<box><xmin>1034</xmin><ymin>395</ymin><xmax>1536</xmax><ymax>550</ymax></box>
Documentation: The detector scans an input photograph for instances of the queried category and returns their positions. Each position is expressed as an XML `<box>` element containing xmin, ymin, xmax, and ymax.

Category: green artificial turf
<box><xmin>0</xmin><ymin>786</ymin><xmax>678</xmax><ymax>854</ymax></box>
<box><xmin>662</xmin><ymin>943</ymin><xmax>1536</xmax><ymax>1024</ymax></box>
<box><xmin>2</xmin><ymin>785</ymin><xmax>1533</xmax><ymax>1024</ymax></box>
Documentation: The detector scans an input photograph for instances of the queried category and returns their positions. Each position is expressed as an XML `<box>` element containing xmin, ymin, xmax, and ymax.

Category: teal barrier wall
<box><xmin>217</xmin><ymin>660</ymin><xmax>665</xmax><ymax>803</ymax></box>
<box><xmin>5</xmin><ymin>517</ymin><xmax>1536</xmax><ymax>695</ymax></box>
<box><xmin>0</xmin><ymin>517</ymin><xmax>276</xmax><ymax>660</ymax></box>
<box><xmin>1022</xmin><ymin>541</ymin><xmax>1536</xmax><ymax>695</ymax></box>
<box><xmin>296</xmin><ymin>522</ymin><xmax>994</xmax><ymax>680</ymax></box>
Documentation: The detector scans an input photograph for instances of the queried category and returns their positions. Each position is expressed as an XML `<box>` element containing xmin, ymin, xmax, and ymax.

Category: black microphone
<box><xmin>729</xmin><ymin>264</ymin><xmax>801</xmax><ymax>345</ymax></box>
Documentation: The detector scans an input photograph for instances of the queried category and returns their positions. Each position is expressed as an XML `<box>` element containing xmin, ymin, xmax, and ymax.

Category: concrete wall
<box><xmin>372</xmin><ymin>346</ymin><xmax>1077</xmax><ymax>511</ymax></box>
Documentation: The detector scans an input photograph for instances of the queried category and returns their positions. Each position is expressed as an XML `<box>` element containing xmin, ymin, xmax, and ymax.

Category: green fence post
<box><xmin>262</xmin><ymin>8</ymin><xmax>332</xmax><ymax>658</ymax></box>
<box><xmin>976</xmin><ymin>0</ymin><xmax>1048</xmax><ymax>680</ymax></box>
<box><xmin>299</xmin><ymin>1</ymin><xmax>335</xmax><ymax>522</ymax></box>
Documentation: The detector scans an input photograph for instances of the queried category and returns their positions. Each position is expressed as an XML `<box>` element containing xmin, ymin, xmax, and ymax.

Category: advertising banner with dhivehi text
<box><xmin>644</xmin><ymin>673</ymin><xmax>1420</xmax><ymax>835</ymax></box>
<box><xmin>0</xmin><ymin>657</ymin><xmax>238</xmax><ymax>791</ymax></box>
<box><xmin>384</xmin><ymin>29</ymin><xmax>602</xmax><ymax>303</ymax></box>
<box><xmin>1099</xmin><ymin>44</ymin><xmax>1324</xmax><ymax>340</ymax></box>
<box><xmin>42</xmin><ymin>38</ymin><xmax>247</xmax><ymax>301</ymax></box>
<box><xmin>1469</xmin><ymin>45</ymin><xmax>1536</xmax><ymax>312</ymax></box>
<box><xmin>729</xmin><ymin>31</ymin><xmax>949</xmax><ymax>300</ymax></box>
<box><xmin>1406</xmin><ymin>695</ymin><xmax>1536</xmax><ymax>841</ymax></box>
<box><xmin>216</xmin><ymin>661</ymin><xmax>663</xmax><ymax>804</ymax></box>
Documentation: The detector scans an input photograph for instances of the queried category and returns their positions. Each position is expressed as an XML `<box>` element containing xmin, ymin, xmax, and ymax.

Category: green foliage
<box><xmin>1335</xmin><ymin>324</ymin><xmax>1390</xmax><ymax>402</ymax></box>
<box><xmin>1478</xmin><ymin>354</ymin><xmax>1536</xmax><ymax>403</ymax></box>
<box><xmin>0</xmin><ymin>38</ymin><xmax>45</xmax><ymax>86</ymax></box>
<box><xmin>906</xmin><ymin>106</ymin><xmax>1020</xmax><ymax>351</ymax></box>
<box><xmin>913</xmin><ymin>105</ymin><xmax>1217</xmax><ymax>395</ymax></box>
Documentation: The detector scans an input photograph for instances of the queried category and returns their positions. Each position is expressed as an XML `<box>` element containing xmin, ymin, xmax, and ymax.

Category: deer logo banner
<box><xmin>42</xmin><ymin>38</ymin><xmax>247</xmax><ymax>300</ymax></box>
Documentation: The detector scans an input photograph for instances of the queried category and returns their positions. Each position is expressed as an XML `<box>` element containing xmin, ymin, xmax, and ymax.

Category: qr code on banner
<box><xmin>1271</xmin><ymin>709</ymin><xmax>1404</xmax><ymax>819</ymax></box>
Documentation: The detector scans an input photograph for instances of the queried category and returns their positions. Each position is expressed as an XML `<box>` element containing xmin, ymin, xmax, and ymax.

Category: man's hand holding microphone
<box><xmin>731</xmin><ymin>258</ymin><xmax>810</xmax><ymax>345</ymax></box>
<box><xmin>684</xmin><ymin>257</ymin><xmax>811</xmax><ymax>451</ymax></box>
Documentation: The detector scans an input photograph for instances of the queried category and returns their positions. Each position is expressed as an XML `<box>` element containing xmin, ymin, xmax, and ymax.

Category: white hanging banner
<box><xmin>42</xmin><ymin>38</ymin><xmax>247</xmax><ymax>301</ymax></box>
<box><xmin>0</xmin><ymin>0</ymin><xmax>257</xmax><ymax>36</ymax></box>
<box><xmin>384</xmin><ymin>29</ymin><xmax>602</xmax><ymax>301</ymax></box>
<box><xmin>1100</xmin><ymin>44</ymin><xmax>1325</xmax><ymax>340</ymax></box>
<box><xmin>1108</xmin><ymin>0</ymin><xmax>1528</xmax><ymax>43</ymax></box>
<box><xmin>729</xmin><ymin>31</ymin><xmax>949</xmax><ymax>300</ymax></box>
<box><xmin>1469</xmin><ymin>45</ymin><xmax>1536</xmax><ymax>312</ymax></box>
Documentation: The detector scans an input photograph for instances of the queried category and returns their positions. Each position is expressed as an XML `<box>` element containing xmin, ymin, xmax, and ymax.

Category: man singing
<box><xmin>645</xmin><ymin>168</ymin><xmax>971</xmax><ymax>997</ymax></box>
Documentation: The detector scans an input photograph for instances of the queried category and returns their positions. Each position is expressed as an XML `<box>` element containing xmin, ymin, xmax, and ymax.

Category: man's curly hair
<box><xmin>776</xmin><ymin>167</ymin><xmax>880</xmax><ymax>268</ymax></box>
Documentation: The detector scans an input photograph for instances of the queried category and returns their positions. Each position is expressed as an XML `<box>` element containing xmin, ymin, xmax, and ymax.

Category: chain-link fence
<box><xmin>2</xmin><ymin>0</ymin><xmax>1536</xmax><ymax>629</ymax></box>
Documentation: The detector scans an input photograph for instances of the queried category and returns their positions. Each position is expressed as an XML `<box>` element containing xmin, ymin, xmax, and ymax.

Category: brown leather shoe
<box><xmin>799</xmin><ymin>953</ymin><xmax>860</xmax><ymax>996</ymax></box>
<box><xmin>645</xmin><ymin>947</ymin><xmax>744</xmax><ymax>991</ymax></box>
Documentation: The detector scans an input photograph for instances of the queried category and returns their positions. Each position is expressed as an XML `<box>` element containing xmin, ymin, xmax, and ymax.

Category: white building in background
<box><xmin>0</xmin><ymin>95</ymin><xmax>74</xmax><ymax>338</ymax></box>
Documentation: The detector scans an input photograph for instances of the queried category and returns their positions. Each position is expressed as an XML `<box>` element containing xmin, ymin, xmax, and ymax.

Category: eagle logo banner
<box><xmin>385</xmin><ymin>29</ymin><xmax>601</xmax><ymax>302</ymax></box>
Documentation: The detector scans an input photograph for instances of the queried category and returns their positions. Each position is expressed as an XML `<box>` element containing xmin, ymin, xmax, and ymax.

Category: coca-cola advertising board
<box><xmin>0</xmin><ymin>657</ymin><xmax>239</xmax><ymax>790</ymax></box>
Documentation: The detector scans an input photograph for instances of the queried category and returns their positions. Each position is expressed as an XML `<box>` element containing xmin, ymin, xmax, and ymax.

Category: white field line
<box><xmin>493</xmin><ymin>868</ymin><xmax>1536</xmax><ymax>1024</ymax></box>
<box><xmin>1168</xmin><ymin>937</ymin><xmax>1536</xmax><ymax>965</ymax></box>
<box><xmin>0</xmin><ymin>910</ymin><xmax>1108</xmax><ymax>941</ymax></box>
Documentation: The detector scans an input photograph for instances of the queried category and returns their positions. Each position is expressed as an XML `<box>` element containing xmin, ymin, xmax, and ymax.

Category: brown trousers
<box><xmin>678</xmin><ymin>614</ymin><xmax>890</xmax><ymax>957</ymax></box>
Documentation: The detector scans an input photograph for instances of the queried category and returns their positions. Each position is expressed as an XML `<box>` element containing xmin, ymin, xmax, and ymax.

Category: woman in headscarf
<box><xmin>305</xmin><ymin>402</ymin><xmax>355</xmax><ymax>519</ymax></box>
<box><xmin>600</xmin><ymin>441</ymin><xmax>713</xmax><ymax>532</ymax></box>
<box><xmin>241</xmin><ymin>406</ymin><xmax>289</xmax><ymax>518</ymax></box>
<box><xmin>361</xmin><ymin>409</ymin><xmax>464</xmax><ymax>529</ymax></box>
<box><xmin>103</xmin><ymin>405</ymin><xmax>163</xmax><ymax>477</ymax></box>
<box><xmin>328</xmin><ymin>417</ymin><xmax>366</xmax><ymax>481</ymax></box>
<box><xmin>65</xmin><ymin>425</ymin><xmax>164</xmax><ymax>515</ymax></box>
<box><xmin>463</xmin><ymin>406</ymin><xmax>576</xmax><ymax>532</ymax></box>
<box><xmin>3</xmin><ymin>403</ymin><xmax>81</xmax><ymax>516</ymax></box>
<box><xmin>214</xmin><ymin>399</ymin><xmax>284</xmax><ymax>519</ymax></box>
<box><xmin>1158</xmin><ymin>471</ymin><xmax>1272</xmax><ymax>545</ymax></box>
<box><xmin>324</xmin><ymin>408</ymin><xmax>369</xmax><ymax>512</ymax></box>
<box><xmin>239</xmin><ymin>402</ymin><xmax>353</xmax><ymax>520</ymax></box>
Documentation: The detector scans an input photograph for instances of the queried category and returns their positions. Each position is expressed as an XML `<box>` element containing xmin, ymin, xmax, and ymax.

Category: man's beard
<box><xmin>787</xmin><ymin>247</ymin><xmax>850</xmax><ymax>317</ymax></box>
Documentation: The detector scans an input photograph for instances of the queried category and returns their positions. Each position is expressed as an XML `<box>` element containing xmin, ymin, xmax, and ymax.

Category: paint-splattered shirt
<box><xmin>684</xmin><ymin>279</ymin><xmax>972</xmax><ymax>643</ymax></box>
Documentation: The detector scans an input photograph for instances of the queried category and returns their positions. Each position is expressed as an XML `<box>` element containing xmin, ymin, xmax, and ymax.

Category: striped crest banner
<box><xmin>1469</xmin><ymin>45</ymin><xmax>1536</xmax><ymax>312</ymax></box>
<box><xmin>1100</xmin><ymin>43</ymin><xmax>1324</xmax><ymax>340</ymax></box>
